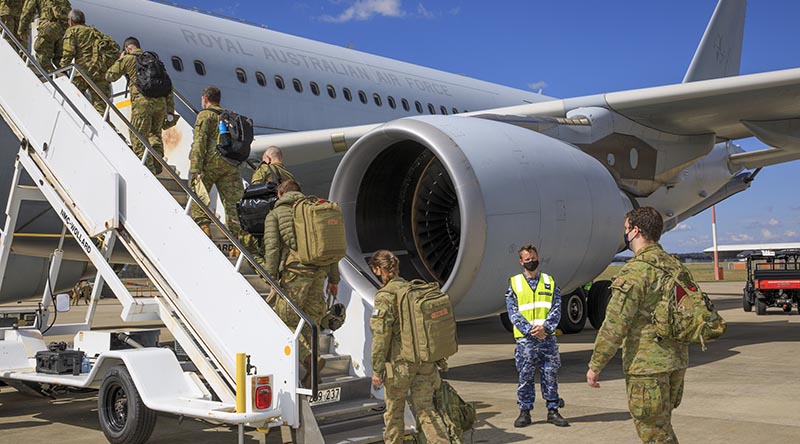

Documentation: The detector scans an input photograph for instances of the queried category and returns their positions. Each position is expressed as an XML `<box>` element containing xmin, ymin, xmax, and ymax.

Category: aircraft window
<box><xmin>293</xmin><ymin>78</ymin><xmax>303</xmax><ymax>93</ymax></box>
<box><xmin>358</xmin><ymin>90</ymin><xmax>367</xmax><ymax>104</ymax></box>
<box><xmin>452</xmin><ymin>107</ymin><xmax>458</xmax><ymax>114</ymax></box>
<box><xmin>236</xmin><ymin>68</ymin><xmax>247</xmax><ymax>84</ymax></box>
<box><xmin>401</xmin><ymin>98</ymin><xmax>410</xmax><ymax>111</ymax></box>
<box><xmin>428</xmin><ymin>103</ymin><xmax>436</xmax><ymax>114</ymax></box>
<box><xmin>373</xmin><ymin>93</ymin><xmax>382</xmax><ymax>107</ymax></box>
<box><xmin>388</xmin><ymin>96</ymin><xmax>396</xmax><ymax>109</ymax></box>
<box><xmin>343</xmin><ymin>88</ymin><xmax>352</xmax><ymax>101</ymax></box>
<box><xmin>274</xmin><ymin>75</ymin><xmax>285</xmax><ymax>90</ymax></box>
<box><xmin>440</xmin><ymin>106</ymin><xmax>448</xmax><ymax>115</ymax></box>
<box><xmin>194</xmin><ymin>60</ymin><xmax>206</xmax><ymax>76</ymax></box>
<box><xmin>327</xmin><ymin>84</ymin><xmax>336</xmax><ymax>99</ymax></box>
<box><xmin>310</xmin><ymin>81</ymin><xmax>320</xmax><ymax>96</ymax></box>
<box><xmin>255</xmin><ymin>71</ymin><xmax>266</xmax><ymax>87</ymax></box>
<box><xmin>415</xmin><ymin>101</ymin><xmax>423</xmax><ymax>113</ymax></box>
<box><xmin>171</xmin><ymin>56</ymin><xmax>183</xmax><ymax>72</ymax></box>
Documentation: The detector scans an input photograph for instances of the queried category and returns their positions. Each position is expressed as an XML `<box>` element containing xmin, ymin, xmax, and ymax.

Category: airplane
<box><xmin>1</xmin><ymin>0</ymin><xmax>799</xmax><ymax>333</ymax></box>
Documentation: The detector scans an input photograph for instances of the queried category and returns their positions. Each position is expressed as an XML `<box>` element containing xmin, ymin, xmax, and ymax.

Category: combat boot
<box><xmin>200</xmin><ymin>224</ymin><xmax>212</xmax><ymax>238</ymax></box>
<box><xmin>547</xmin><ymin>408</ymin><xmax>569</xmax><ymax>427</ymax></box>
<box><xmin>513</xmin><ymin>409</ymin><xmax>531</xmax><ymax>428</ymax></box>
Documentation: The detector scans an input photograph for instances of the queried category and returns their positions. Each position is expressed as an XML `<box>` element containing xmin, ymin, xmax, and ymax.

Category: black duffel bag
<box><xmin>237</xmin><ymin>181</ymin><xmax>279</xmax><ymax>236</ymax></box>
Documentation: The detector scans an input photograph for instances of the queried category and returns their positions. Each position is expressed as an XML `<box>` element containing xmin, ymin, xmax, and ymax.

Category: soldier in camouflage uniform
<box><xmin>0</xmin><ymin>0</ymin><xmax>23</xmax><ymax>44</ymax></box>
<box><xmin>188</xmin><ymin>86</ymin><xmax>244</xmax><ymax>243</ymax></box>
<box><xmin>259</xmin><ymin>180</ymin><xmax>339</xmax><ymax>387</ymax></box>
<box><xmin>105</xmin><ymin>36</ymin><xmax>174</xmax><ymax>176</ymax></box>
<box><xmin>505</xmin><ymin>243</ymin><xmax>569</xmax><ymax>428</ymax></box>
<box><xmin>59</xmin><ymin>9</ymin><xmax>111</xmax><ymax>114</ymax></box>
<box><xmin>17</xmin><ymin>0</ymin><xmax>70</xmax><ymax>69</ymax></box>
<box><xmin>369</xmin><ymin>250</ymin><xmax>448</xmax><ymax>444</ymax></box>
<box><xmin>587</xmin><ymin>207</ymin><xmax>689</xmax><ymax>444</ymax></box>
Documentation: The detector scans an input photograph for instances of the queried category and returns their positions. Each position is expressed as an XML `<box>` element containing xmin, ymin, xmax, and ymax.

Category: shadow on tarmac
<box><xmin>467</xmin><ymin>401</ymin><xmax>540</xmax><ymax>443</ymax></box>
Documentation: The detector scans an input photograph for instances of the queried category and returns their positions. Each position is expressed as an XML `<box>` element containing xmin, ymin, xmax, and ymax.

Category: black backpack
<box><xmin>134</xmin><ymin>51</ymin><xmax>172</xmax><ymax>98</ymax></box>
<box><xmin>214</xmin><ymin>110</ymin><xmax>253</xmax><ymax>164</ymax></box>
<box><xmin>237</xmin><ymin>166</ymin><xmax>281</xmax><ymax>236</ymax></box>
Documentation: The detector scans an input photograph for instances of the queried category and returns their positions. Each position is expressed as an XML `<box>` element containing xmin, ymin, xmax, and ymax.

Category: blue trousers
<box><xmin>515</xmin><ymin>336</ymin><xmax>561</xmax><ymax>410</ymax></box>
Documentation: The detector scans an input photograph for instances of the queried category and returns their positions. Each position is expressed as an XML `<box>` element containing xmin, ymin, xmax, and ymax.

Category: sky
<box><xmin>176</xmin><ymin>0</ymin><xmax>800</xmax><ymax>253</ymax></box>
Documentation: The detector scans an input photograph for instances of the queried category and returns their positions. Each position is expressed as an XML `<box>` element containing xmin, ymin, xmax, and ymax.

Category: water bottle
<box><xmin>218</xmin><ymin>120</ymin><xmax>228</xmax><ymax>134</ymax></box>
<box><xmin>81</xmin><ymin>355</ymin><xmax>91</xmax><ymax>373</ymax></box>
<box><xmin>218</xmin><ymin>119</ymin><xmax>232</xmax><ymax>150</ymax></box>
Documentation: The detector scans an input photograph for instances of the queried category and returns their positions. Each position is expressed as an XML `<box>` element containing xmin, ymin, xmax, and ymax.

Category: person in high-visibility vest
<box><xmin>505</xmin><ymin>243</ymin><xmax>569</xmax><ymax>428</ymax></box>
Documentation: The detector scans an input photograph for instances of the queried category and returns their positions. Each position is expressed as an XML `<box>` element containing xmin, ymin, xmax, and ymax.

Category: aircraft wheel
<box><xmin>500</xmin><ymin>312</ymin><xmax>514</xmax><ymax>333</ymax></box>
<box><xmin>742</xmin><ymin>290</ymin><xmax>753</xmax><ymax>312</ymax></box>
<box><xmin>755</xmin><ymin>299</ymin><xmax>767</xmax><ymax>316</ymax></box>
<box><xmin>98</xmin><ymin>365</ymin><xmax>157</xmax><ymax>444</ymax></box>
<box><xmin>587</xmin><ymin>280</ymin><xmax>612</xmax><ymax>329</ymax></box>
<box><xmin>557</xmin><ymin>288</ymin><xmax>587</xmax><ymax>334</ymax></box>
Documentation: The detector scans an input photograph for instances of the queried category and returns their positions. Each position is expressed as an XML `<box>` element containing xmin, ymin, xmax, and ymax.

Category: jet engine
<box><xmin>330</xmin><ymin>116</ymin><xmax>633</xmax><ymax>319</ymax></box>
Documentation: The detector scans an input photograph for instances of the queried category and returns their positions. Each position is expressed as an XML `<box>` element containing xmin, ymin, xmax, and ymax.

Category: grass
<box><xmin>595</xmin><ymin>262</ymin><xmax>746</xmax><ymax>283</ymax></box>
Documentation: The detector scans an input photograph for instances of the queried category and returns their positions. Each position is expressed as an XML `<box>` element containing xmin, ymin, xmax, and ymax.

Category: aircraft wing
<box><xmin>255</xmin><ymin>67</ymin><xmax>800</xmax><ymax>168</ymax></box>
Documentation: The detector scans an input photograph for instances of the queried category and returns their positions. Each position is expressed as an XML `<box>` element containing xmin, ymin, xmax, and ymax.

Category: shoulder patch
<box><xmin>612</xmin><ymin>277</ymin><xmax>626</xmax><ymax>287</ymax></box>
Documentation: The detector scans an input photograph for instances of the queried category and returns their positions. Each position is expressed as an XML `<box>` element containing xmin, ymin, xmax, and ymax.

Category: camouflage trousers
<box><xmin>268</xmin><ymin>268</ymin><xmax>327</xmax><ymax>365</ymax></box>
<box><xmin>72</xmin><ymin>74</ymin><xmax>111</xmax><ymax>115</ymax></box>
<box><xmin>383</xmin><ymin>361</ymin><xmax>448</xmax><ymax>444</ymax></box>
<box><xmin>1</xmin><ymin>15</ymin><xmax>19</xmax><ymax>45</ymax></box>
<box><xmin>32</xmin><ymin>21</ymin><xmax>65</xmax><ymax>70</ymax></box>
<box><xmin>189</xmin><ymin>156</ymin><xmax>244</xmax><ymax>238</ymax></box>
<box><xmin>130</xmin><ymin>95</ymin><xmax>166</xmax><ymax>175</ymax></box>
<box><xmin>626</xmin><ymin>369</ymin><xmax>686</xmax><ymax>444</ymax></box>
<box><xmin>515</xmin><ymin>336</ymin><xmax>562</xmax><ymax>410</ymax></box>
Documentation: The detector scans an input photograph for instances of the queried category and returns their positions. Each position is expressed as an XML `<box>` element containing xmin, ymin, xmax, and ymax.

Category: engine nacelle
<box><xmin>331</xmin><ymin>116</ymin><xmax>632</xmax><ymax>319</ymax></box>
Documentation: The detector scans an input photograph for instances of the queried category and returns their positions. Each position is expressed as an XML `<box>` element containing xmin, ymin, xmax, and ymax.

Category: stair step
<box><xmin>320</xmin><ymin>415</ymin><xmax>414</xmax><ymax>444</ymax></box>
<box><xmin>321</xmin><ymin>354</ymin><xmax>351</xmax><ymax>378</ymax></box>
<box><xmin>319</xmin><ymin>332</ymin><xmax>332</xmax><ymax>353</ymax></box>
<box><xmin>243</xmin><ymin>273</ymin><xmax>271</xmax><ymax>293</ymax></box>
<box><xmin>317</xmin><ymin>375</ymin><xmax>373</xmax><ymax>404</ymax></box>
<box><xmin>157</xmin><ymin>174</ymin><xmax>188</xmax><ymax>193</ymax></box>
<box><xmin>316</xmin><ymin>399</ymin><xmax>385</xmax><ymax>432</ymax></box>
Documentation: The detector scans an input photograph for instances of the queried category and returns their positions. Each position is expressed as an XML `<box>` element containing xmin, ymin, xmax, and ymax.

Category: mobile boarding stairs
<box><xmin>0</xmin><ymin>21</ymin><xmax>403</xmax><ymax>444</ymax></box>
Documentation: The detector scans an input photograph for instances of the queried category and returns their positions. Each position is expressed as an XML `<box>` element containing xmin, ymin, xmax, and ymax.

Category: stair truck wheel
<box><xmin>755</xmin><ymin>298</ymin><xmax>767</xmax><ymax>316</ymax></box>
<box><xmin>557</xmin><ymin>288</ymin><xmax>587</xmax><ymax>334</ymax></box>
<box><xmin>98</xmin><ymin>365</ymin><xmax>157</xmax><ymax>444</ymax></box>
<box><xmin>587</xmin><ymin>280</ymin><xmax>612</xmax><ymax>330</ymax></box>
<box><xmin>742</xmin><ymin>289</ymin><xmax>753</xmax><ymax>312</ymax></box>
<box><xmin>500</xmin><ymin>312</ymin><xmax>514</xmax><ymax>333</ymax></box>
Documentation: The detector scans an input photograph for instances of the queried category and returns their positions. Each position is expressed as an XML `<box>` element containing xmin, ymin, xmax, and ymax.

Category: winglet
<box><xmin>683</xmin><ymin>0</ymin><xmax>746</xmax><ymax>83</ymax></box>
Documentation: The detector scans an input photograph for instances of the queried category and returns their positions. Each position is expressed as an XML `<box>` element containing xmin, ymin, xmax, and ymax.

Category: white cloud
<box><xmin>527</xmin><ymin>80</ymin><xmax>548</xmax><ymax>92</ymax></box>
<box><xmin>320</xmin><ymin>0</ymin><xmax>405</xmax><ymax>23</ymax></box>
<box><xmin>672</xmin><ymin>223</ymin><xmax>692</xmax><ymax>232</ymax></box>
<box><xmin>761</xmin><ymin>229</ymin><xmax>778</xmax><ymax>240</ymax></box>
<box><xmin>767</xmin><ymin>218</ymin><xmax>780</xmax><ymax>226</ymax></box>
<box><xmin>677</xmin><ymin>235</ymin><xmax>710</xmax><ymax>247</ymax></box>
<box><xmin>784</xmin><ymin>229</ymin><xmax>798</xmax><ymax>238</ymax></box>
<box><xmin>417</xmin><ymin>2</ymin><xmax>435</xmax><ymax>19</ymax></box>
<box><xmin>729</xmin><ymin>233</ymin><xmax>754</xmax><ymax>242</ymax></box>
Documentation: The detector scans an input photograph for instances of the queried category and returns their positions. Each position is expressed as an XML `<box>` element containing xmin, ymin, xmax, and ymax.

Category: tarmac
<box><xmin>1</xmin><ymin>281</ymin><xmax>799</xmax><ymax>443</ymax></box>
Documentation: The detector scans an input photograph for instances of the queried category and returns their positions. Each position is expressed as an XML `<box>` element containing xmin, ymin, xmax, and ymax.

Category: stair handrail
<box><xmin>0</xmin><ymin>19</ymin><xmax>321</xmax><ymax>397</ymax></box>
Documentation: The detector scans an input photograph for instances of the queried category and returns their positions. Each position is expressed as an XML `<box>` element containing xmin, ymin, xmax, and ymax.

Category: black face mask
<box><xmin>624</xmin><ymin>230</ymin><xmax>637</xmax><ymax>251</ymax></box>
<box><xmin>523</xmin><ymin>260</ymin><xmax>539</xmax><ymax>271</ymax></box>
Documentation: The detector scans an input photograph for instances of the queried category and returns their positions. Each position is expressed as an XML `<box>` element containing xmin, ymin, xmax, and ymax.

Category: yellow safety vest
<box><xmin>510</xmin><ymin>272</ymin><xmax>555</xmax><ymax>339</ymax></box>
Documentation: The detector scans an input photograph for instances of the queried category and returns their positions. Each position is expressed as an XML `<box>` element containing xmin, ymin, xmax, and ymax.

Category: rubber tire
<box><xmin>500</xmin><ymin>312</ymin><xmax>514</xmax><ymax>333</ymax></box>
<box><xmin>557</xmin><ymin>288</ymin><xmax>587</xmax><ymax>334</ymax></box>
<box><xmin>587</xmin><ymin>280</ymin><xmax>612</xmax><ymax>330</ymax></box>
<box><xmin>98</xmin><ymin>365</ymin><xmax>157</xmax><ymax>444</ymax></box>
<box><xmin>742</xmin><ymin>289</ymin><xmax>753</xmax><ymax>312</ymax></box>
<box><xmin>755</xmin><ymin>299</ymin><xmax>767</xmax><ymax>316</ymax></box>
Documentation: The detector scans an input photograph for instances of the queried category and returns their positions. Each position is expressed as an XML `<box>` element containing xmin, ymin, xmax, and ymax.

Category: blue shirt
<box><xmin>504</xmin><ymin>271</ymin><xmax>562</xmax><ymax>338</ymax></box>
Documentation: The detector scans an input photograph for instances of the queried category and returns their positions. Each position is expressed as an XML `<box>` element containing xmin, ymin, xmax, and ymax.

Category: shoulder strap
<box><xmin>202</xmin><ymin>108</ymin><xmax>222</xmax><ymax>116</ymax></box>
<box><xmin>267</xmin><ymin>164</ymin><xmax>282</xmax><ymax>183</ymax></box>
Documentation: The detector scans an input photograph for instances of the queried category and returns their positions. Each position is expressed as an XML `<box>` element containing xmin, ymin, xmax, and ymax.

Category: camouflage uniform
<box><xmin>0</xmin><ymin>0</ymin><xmax>23</xmax><ymax>43</ymax></box>
<box><xmin>370</xmin><ymin>277</ymin><xmax>449</xmax><ymax>444</ymax></box>
<box><xmin>105</xmin><ymin>47</ymin><xmax>174</xmax><ymax>176</ymax></box>
<box><xmin>250</xmin><ymin>161</ymin><xmax>296</xmax><ymax>185</ymax></box>
<box><xmin>17</xmin><ymin>0</ymin><xmax>70</xmax><ymax>69</ymax></box>
<box><xmin>505</xmin><ymin>273</ymin><xmax>564</xmax><ymax>411</ymax></box>
<box><xmin>59</xmin><ymin>24</ymin><xmax>111</xmax><ymax>114</ymax></box>
<box><xmin>260</xmin><ymin>190</ymin><xmax>339</xmax><ymax>365</ymax></box>
<box><xmin>188</xmin><ymin>104</ymin><xmax>244</xmax><ymax>237</ymax></box>
<box><xmin>589</xmin><ymin>243</ymin><xmax>690</xmax><ymax>444</ymax></box>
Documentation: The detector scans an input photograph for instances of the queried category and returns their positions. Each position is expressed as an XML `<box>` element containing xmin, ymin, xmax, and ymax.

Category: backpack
<box><xmin>134</xmin><ymin>51</ymin><xmax>172</xmax><ymax>98</ymax></box>
<box><xmin>643</xmin><ymin>260</ymin><xmax>727</xmax><ymax>350</ymax></box>
<box><xmin>236</xmin><ymin>166</ymin><xmax>282</xmax><ymax>236</ymax></box>
<box><xmin>214</xmin><ymin>110</ymin><xmax>253</xmax><ymax>164</ymax></box>
<box><xmin>292</xmin><ymin>196</ymin><xmax>346</xmax><ymax>266</ymax></box>
<box><xmin>397</xmin><ymin>280</ymin><xmax>458</xmax><ymax>364</ymax></box>
<box><xmin>88</xmin><ymin>28</ymin><xmax>120</xmax><ymax>77</ymax></box>
<box><xmin>417</xmin><ymin>381</ymin><xmax>476</xmax><ymax>444</ymax></box>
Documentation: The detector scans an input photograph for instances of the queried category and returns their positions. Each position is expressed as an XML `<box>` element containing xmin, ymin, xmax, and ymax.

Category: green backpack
<box><xmin>646</xmin><ymin>261</ymin><xmax>727</xmax><ymax>350</ymax></box>
<box><xmin>291</xmin><ymin>196</ymin><xmax>346</xmax><ymax>266</ymax></box>
<box><xmin>88</xmin><ymin>28</ymin><xmax>120</xmax><ymax>78</ymax></box>
<box><xmin>397</xmin><ymin>280</ymin><xmax>458</xmax><ymax>364</ymax></box>
<box><xmin>417</xmin><ymin>380</ymin><xmax>476</xmax><ymax>444</ymax></box>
